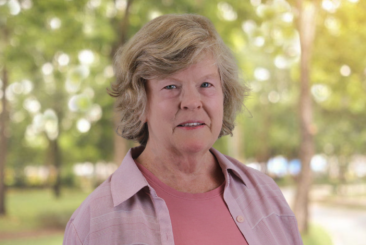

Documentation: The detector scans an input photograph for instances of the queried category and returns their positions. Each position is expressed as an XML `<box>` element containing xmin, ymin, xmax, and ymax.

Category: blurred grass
<box><xmin>0</xmin><ymin>235</ymin><xmax>64</xmax><ymax>245</ymax></box>
<box><xmin>0</xmin><ymin>188</ymin><xmax>91</xmax><ymax>233</ymax></box>
<box><xmin>302</xmin><ymin>223</ymin><xmax>333</xmax><ymax>245</ymax></box>
<box><xmin>0</xmin><ymin>189</ymin><xmax>333</xmax><ymax>245</ymax></box>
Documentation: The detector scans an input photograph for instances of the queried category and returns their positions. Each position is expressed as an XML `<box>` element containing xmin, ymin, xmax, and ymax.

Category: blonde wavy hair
<box><xmin>108</xmin><ymin>14</ymin><xmax>249</xmax><ymax>146</ymax></box>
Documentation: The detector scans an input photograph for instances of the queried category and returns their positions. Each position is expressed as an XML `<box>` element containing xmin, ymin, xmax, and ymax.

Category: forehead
<box><xmin>164</xmin><ymin>55</ymin><xmax>220</xmax><ymax>81</ymax></box>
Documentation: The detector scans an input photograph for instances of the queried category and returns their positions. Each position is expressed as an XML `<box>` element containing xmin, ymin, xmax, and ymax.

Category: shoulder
<box><xmin>222</xmin><ymin>153</ymin><xmax>278</xmax><ymax>188</ymax></box>
<box><xmin>64</xmin><ymin>177</ymin><xmax>114</xmax><ymax>244</ymax></box>
<box><xmin>222</xmin><ymin>154</ymin><xmax>303</xmax><ymax>243</ymax></box>
<box><xmin>220</xmin><ymin>153</ymin><xmax>293</xmax><ymax>213</ymax></box>
<box><xmin>71</xmin><ymin>176</ymin><xmax>114</xmax><ymax>221</ymax></box>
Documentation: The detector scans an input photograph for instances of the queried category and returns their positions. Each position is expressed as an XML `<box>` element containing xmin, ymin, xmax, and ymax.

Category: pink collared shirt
<box><xmin>63</xmin><ymin>146</ymin><xmax>303</xmax><ymax>245</ymax></box>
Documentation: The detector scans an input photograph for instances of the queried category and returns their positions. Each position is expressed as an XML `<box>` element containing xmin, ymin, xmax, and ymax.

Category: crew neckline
<box><xmin>135</xmin><ymin>161</ymin><xmax>225</xmax><ymax>200</ymax></box>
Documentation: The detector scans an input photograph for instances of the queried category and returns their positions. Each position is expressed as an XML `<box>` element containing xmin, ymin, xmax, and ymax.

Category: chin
<box><xmin>177</xmin><ymin>140</ymin><xmax>211</xmax><ymax>154</ymax></box>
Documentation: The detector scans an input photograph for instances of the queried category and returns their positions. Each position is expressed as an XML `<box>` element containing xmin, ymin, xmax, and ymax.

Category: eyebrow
<box><xmin>199</xmin><ymin>73</ymin><xmax>220</xmax><ymax>80</ymax></box>
<box><xmin>161</xmin><ymin>73</ymin><xmax>220</xmax><ymax>83</ymax></box>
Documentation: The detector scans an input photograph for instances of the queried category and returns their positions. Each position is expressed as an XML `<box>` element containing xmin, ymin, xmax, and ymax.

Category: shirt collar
<box><xmin>111</xmin><ymin>146</ymin><xmax>149</xmax><ymax>207</ymax></box>
<box><xmin>111</xmin><ymin>145</ymin><xmax>248</xmax><ymax>207</ymax></box>
<box><xmin>209</xmin><ymin>148</ymin><xmax>248</xmax><ymax>188</ymax></box>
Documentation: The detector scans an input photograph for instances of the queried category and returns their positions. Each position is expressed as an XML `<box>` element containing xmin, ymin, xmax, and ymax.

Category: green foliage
<box><xmin>1</xmin><ymin>0</ymin><xmax>365</xmax><ymax>186</ymax></box>
<box><xmin>312</xmin><ymin>0</ymin><xmax>366</xmax><ymax>156</ymax></box>
<box><xmin>1</xmin><ymin>0</ymin><xmax>116</xmax><ymax>177</ymax></box>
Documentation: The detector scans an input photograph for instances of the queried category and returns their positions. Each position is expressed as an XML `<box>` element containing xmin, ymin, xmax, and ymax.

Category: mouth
<box><xmin>177</xmin><ymin>121</ymin><xmax>206</xmax><ymax>127</ymax></box>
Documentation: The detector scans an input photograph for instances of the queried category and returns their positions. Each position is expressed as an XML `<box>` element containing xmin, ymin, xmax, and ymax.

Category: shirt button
<box><xmin>236</xmin><ymin>215</ymin><xmax>244</xmax><ymax>223</ymax></box>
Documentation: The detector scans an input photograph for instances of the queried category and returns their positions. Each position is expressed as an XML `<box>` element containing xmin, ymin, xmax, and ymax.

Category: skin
<box><xmin>135</xmin><ymin>54</ymin><xmax>225</xmax><ymax>193</ymax></box>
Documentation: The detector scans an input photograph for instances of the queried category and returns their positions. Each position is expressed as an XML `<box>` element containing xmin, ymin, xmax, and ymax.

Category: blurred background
<box><xmin>0</xmin><ymin>0</ymin><xmax>365</xmax><ymax>244</ymax></box>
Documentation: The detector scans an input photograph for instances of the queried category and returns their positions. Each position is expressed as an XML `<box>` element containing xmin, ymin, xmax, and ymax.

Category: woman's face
<box><xmin>144</xmin><ymin>55</ymin><xmax>224</xmax><ymax>154</ymax></box>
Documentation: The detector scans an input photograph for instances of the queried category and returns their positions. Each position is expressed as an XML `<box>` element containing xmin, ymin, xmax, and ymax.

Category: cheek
<box><xmin>210</xmin><ymin>91</ymin><xmax>224</xmax><ymax>110</ymax></box>
<box><xmin>216</xmin><ymin>95</ymin><xmax>225</xmax><ymax>126</ymax></box>
<box><xmin>201</xmin><ymin>87</ymin><xmax>217</xmax><ymax>97</ymax></box>
<box><xmin>151</xmin><ymin>99</ymin><xmax>177</xmax><ymax>123</ymax></box>
<box><xmin>161</xmin><ymin>90</ymin><xmax>180</xmax><ymax>99</ymax></box>
<box><xmin>207</xmin><ymin>96</ymin><xmax>224</xmax><ymax>124</ymax></box>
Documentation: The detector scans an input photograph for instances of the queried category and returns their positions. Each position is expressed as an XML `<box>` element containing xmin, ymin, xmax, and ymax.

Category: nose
<box><xmin>180</xmin><ymin>86</ymin><xmax>202</xmax><ymax>110</ymax></box>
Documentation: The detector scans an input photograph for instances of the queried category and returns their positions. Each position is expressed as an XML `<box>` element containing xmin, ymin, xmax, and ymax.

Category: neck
<box><xmin>135</xmin><ymin>142</ymin><xmax>225</xmax><ymax>193</ymax></box>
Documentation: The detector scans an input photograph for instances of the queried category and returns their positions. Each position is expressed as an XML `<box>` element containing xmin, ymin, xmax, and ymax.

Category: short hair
<box><xmin>108</xmin><ymin>14</ymin><xmax>249</xmax><ymax>146</ymax></box>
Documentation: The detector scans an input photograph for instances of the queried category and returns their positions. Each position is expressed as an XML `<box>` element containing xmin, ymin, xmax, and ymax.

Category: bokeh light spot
<box><xmin>311</xmin><ymin>84</ymin><xmax>331</xmax><ymax>102</ymax></box>
<box><xmin>77</xmin><ymin>119</ymin><xmax>91</xmax><ymax>133</ymax></box>
<box><xmin>50</xmin><ymin>17</ymin><xmax>61</xmax><ymax>29</ymax></box>
<box><xmin>218</xmin><ymin>2</ymin><xmax>237</xmax><ymax>21</ymax></box>
<box><xmin>78</xmin><ymin>50</ymin><xmax>95</xmax><ymax>65</ymax></box>
<box><xmin>254</xmin><ymin>67</ymin><xmax>270</xmax><ymax>81</ymax></box>
<box><xmin>8</xmin><ymin>0</ymin><xmax>21</xmax><ymax>15</ymax></box>
<box><xmin>268</xmin><ymin>91</ymin><xmax>280</xmax><ymax>103</ymax></box>
<box><xmin>58</xmin><ymin>53</ymin><xmax>70</xmax><ymax>66</ymax></box>
<box><xmin>340</xmin><ymin>65</ymin><xmax>351</xmax><ymax>77</ymax></box>
<box><xmin>42</xmin><ymin>63</ymin><xmax>54</xmax><ymax>75</ymax></box>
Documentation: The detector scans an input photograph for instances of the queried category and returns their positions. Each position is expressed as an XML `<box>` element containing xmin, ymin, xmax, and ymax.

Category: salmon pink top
<box><xmin>136</xmin><ymin>162</ymin><xmax>249</xmax><ymax>245</ymax></box>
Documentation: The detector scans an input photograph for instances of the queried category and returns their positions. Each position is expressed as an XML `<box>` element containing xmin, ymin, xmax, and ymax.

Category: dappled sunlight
<box><xmin>1</xmin><ymin>0</ymin><xmax>365</xmax><ymax>244</ymax></box>
<box><xmin>217</xmin><ymin>2</ymin><xmax>237</xmax><ymax>21</ymax></box>
<box><xmin>49</xmin><ymin>17</ymin><xmax>61</xmax><ymax>30</ymax></box>
<box><xmin>76</xmin><ymin>118</ymin><xmax>90</xmax><ymax>133</ymax></box>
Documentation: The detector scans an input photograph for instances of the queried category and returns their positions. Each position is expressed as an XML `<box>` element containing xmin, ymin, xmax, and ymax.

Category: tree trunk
<box><xmin>112</xmin><ymin>0</ymin><xmax>134</xmax><ymax>165</ymax></box>
<box><xmin>293</xmin><ymin>0</ymin><xmax>317</xmax><ymax>234</ymax></box>
<box><xmin>50</xmin><ymin>138</ymin><xmax>61</xmax><ymax>198</ymax></box>
<box><xmin>0</xmin><ymin>67</ymin><xmax>9</xmax><ymax>215</ymax></box>
<box><xmin>337</xmin><ymin>155</ymin><xmax>349</xmax><ymax>195</ymax></box>
<box><xmin>48</xmin><ymin>89</ymin><xmax>63</xmax><ymax>197</ymax></box>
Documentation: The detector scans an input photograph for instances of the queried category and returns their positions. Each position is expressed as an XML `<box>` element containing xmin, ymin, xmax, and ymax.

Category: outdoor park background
<box><xmin>0</xmin><ymin>0</ymin><xmax>365</xmax><ymax>244</ymax></box>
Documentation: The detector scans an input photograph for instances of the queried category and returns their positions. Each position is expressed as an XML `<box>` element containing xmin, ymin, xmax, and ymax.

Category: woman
<box><xmin>64</xmin><ymin>14</ymin><xmax>303</xmax><ymax>245</ymax></box>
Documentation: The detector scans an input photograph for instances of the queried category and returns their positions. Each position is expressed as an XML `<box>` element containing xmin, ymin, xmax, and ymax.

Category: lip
<box><xmin>177</xmin><ymin>120</ymin><xmax>206</xmax><ymax>127</ymax></box>
<box><xmin>178</xmin><ymin>124</ymin><xmax>205</xmax><ymax>130</ymax></box>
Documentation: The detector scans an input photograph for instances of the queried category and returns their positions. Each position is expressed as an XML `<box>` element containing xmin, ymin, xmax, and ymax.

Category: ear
<box><xmin>139</xmin><ymin>115</ymin><xmax>146</xmax><ymax>123</ymax></box>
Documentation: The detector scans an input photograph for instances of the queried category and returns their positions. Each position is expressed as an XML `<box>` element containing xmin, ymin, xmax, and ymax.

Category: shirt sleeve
<box><xmin>63</xmin><ymin>220</ymin><xmax>84</xmax><ymax>245</ymax></box>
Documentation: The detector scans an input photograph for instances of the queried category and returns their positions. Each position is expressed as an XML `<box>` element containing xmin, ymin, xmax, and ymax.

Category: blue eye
<box><xmin>164</xmin><ymin>85</ymin><xmax>177</xmax><ymax>89</ymax></box>
<box><xmin>201</xmin><ymin>82</ymin><xmax>212</xmax><ymax>88</ymax></box>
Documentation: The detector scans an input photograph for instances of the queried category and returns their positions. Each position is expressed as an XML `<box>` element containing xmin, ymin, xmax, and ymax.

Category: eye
<box><xmin>164</xmin><ymin>85</ymin><xmax>177</xmax><ymax>89</ymax></box>
<box><xmin>201</xmin><ymin>82</ymin><xmax>212</xmax><ymax>88</ymax></box>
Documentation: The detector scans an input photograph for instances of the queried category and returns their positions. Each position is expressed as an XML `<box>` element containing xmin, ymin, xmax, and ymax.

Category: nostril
<box><xmin>181</xmin><ymin>100</ymin><xmax>202</xmax><ymax>110</ymax></box>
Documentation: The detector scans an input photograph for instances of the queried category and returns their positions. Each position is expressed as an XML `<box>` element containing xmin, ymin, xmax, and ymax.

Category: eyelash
<box><xmin>201</xmin><ymin>82</ymin><xmax>212</xmax><ymax>88</ymax></box>
<box><xmin>164</xmin><ymin>82</ymin><xmax>212</xmax><ymax>89</ymax></box>
<box><xmin>164</xmin><ymin>85</ymin><xmax>177</xmax><ymax>89</ymax></box>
